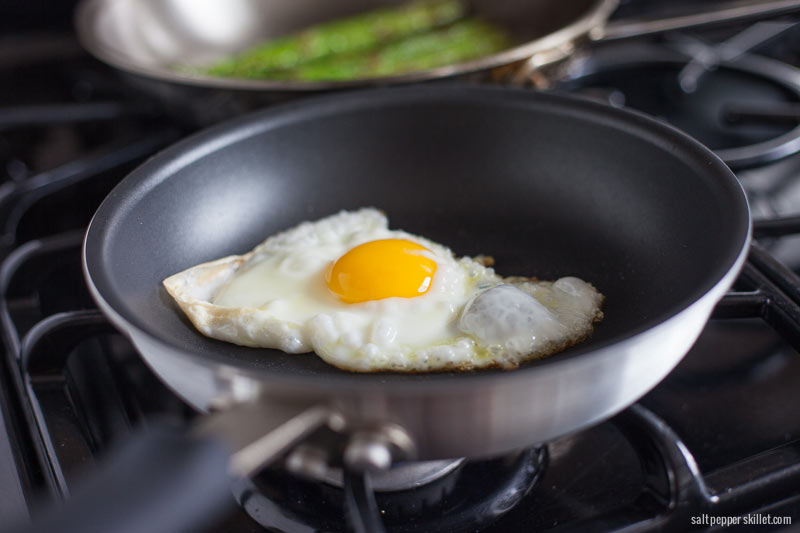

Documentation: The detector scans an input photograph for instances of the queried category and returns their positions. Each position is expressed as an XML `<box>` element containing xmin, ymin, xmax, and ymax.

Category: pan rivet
<box><xmin>327</xmin><ymin>412</ymin><xmax>347</xmax><ymax>432</ymax></box>
<box><xmin>344</xmin><ymin>434</ymin><xmax>393</xmax><ymax>472</ymax></box>
<box><xmin>589</xmin><ymin>27</ymin><xmax>605</xmax><ymax>41</ymax></box>
<box><xmin>285</xmin><ymin>444</ymin><xmax>330</xmax><ymax>480</ymax></box>
<box><xmin>343</xmin><ymin>424</ymin><xmax>416</xmax><ymax>472</ymax></box>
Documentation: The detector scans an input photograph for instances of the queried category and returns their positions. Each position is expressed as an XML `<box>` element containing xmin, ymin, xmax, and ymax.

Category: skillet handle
<box><xmin>14</xmin><ymin>422</ymin><xmax>234</xmax><ymax>533</ymax></box>
<box><xmin>14</xmin><ymin>401</ymin><xmax>336</xmax><ymax>533</ymax></box>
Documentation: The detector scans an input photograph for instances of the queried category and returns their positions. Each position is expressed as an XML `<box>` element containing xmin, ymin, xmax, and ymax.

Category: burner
<box><xmin>555</xmin><ymin>42</ymin><xmax>800</xmax><ymax>169</ymax></box>
<box><xmin>233</xmin><ymin>447</ymin><xmax>546</xmax><ymax>532</ymax></box>
<box><xmin>318</xmin><ymin>458</ymin><xmax>465</xmax><ymax>492</ymax></box>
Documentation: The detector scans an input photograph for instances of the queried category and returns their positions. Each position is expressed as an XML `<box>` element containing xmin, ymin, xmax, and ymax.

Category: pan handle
<box><xmin>599</xmin><ymin>0</ymin><xmax>800</xmax><ymax>42</ymax></box>
<box><xmin>14</xmin><ymin>422</ymin><xmax>232</xmax><ymax>533</ymax></box>
<box><xmin>13</xmin><ymin>403</ymin><xmax>336</xmax><ymax>533</ymax></box>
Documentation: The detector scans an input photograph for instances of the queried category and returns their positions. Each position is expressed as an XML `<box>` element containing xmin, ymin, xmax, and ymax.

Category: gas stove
<box><xmin>3</xmin><ymin>2</ymin><xmax>800</xmax><ymax>532</ymax></box>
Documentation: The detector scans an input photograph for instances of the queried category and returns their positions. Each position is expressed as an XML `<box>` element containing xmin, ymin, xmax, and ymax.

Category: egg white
<box><xmin>163</xmin><ymin>208</ymin><xmax>604</xmax><ymax>372</ymax></box>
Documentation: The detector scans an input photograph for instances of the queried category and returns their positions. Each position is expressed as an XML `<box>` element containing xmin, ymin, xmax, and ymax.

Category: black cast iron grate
<box><xmin>4</xmin><ymin>198</ymin><xmax>800</xmax><ymax>532</ymax></box>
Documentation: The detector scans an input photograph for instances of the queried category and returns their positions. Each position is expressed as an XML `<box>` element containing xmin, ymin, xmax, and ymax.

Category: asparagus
<box><xmin>269</xmin><ymin>19</ymin><xmax>513</xmax><ymax>81</ymax></box>
<box><xmin>207</xmin><ymin>0</ymin><xmax>466</xmax><ymax>77</ymax></box>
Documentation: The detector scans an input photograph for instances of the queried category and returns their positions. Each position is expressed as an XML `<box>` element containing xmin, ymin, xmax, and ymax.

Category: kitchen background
<box><xmin>3</xmin><ymin>0</ymin><xmax>800</xmax><ymax>531</ymax></box>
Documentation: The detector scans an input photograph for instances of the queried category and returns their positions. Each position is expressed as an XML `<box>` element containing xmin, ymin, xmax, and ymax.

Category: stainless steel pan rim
<box><xmin>82</xmin><ymin>85</ymin><xmax>752</xmax><ymax>397</ymax></box>
<box><xmin>74</xmin><ymin>0</ymin><xmax>619</xmax><ymax>91</ymax></box>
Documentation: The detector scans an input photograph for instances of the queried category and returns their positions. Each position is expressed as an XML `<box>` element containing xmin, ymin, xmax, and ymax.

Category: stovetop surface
<box><xmin>3</xmin><ymin>1</ymin><xmax>800</xmax><ymax>531</ymax></box>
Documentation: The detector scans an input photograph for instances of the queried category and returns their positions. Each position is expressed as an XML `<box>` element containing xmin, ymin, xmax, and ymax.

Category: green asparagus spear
<box><xmin>207</xmin><ymin>0</ymin><xmax>466</xmax><ymax>77</ymax></box>
<box><xmin>268</xmin><ymin>19</ymin><xmax>513</xmax><ymax>81</ymax></box>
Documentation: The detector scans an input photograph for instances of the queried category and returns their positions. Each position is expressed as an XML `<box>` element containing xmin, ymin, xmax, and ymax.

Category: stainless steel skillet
<box><xmin>73</xmin><ymin>0</ymin><xmax>800</xmax><ymax>126</ymax></box>
<box><xmin>75</xmin><ymin>0</ymin><xmax>616</xmax><ymax>90</ymax></box>
<box><xmin>74</xmin><ymin>0</ymin><xmax>618</xmax><ymax>123</ymax></box>
<box><xmin>20</xmin><ymin>86</ymin><xmax>750</xmax><ymax>532</ymax></box>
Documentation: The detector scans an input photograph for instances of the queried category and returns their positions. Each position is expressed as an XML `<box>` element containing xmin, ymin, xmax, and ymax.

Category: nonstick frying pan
<box><xmin>21</xmin><ymin>87</ymin><xmax>751</xmax><ymax>532</ymax></box>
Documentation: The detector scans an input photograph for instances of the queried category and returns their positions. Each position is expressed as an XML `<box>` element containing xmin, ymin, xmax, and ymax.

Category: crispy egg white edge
<box><xmin>162</xmin><ymin>208</ymin><xmax>605</xmax><ymax>372</ymax></box>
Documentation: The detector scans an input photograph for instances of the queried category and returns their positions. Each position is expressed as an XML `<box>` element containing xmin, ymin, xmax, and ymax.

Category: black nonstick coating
<box><xmin>83</xmin><ymin>86</ymin><xmax>749</xmax><ymax>388</ymax></box>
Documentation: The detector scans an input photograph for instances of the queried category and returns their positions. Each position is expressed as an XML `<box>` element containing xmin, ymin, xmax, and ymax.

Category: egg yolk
<box><xmin>326</xmin><ymin>239</ymin><xmax>437</xmax><ymax>303</ymax></box>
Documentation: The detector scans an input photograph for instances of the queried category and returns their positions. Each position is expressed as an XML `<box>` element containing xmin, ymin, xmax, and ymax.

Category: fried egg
<box><xmin>162</xmin><ymin>208</ymin><xmax>603</xmax><ymax>372</ymax></box>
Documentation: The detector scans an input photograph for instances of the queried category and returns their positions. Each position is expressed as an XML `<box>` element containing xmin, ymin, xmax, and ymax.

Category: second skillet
<box><xmin>23</xmin><ymin>87</ymin><xmax>750</xmax><ymax>533</ymax></box>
